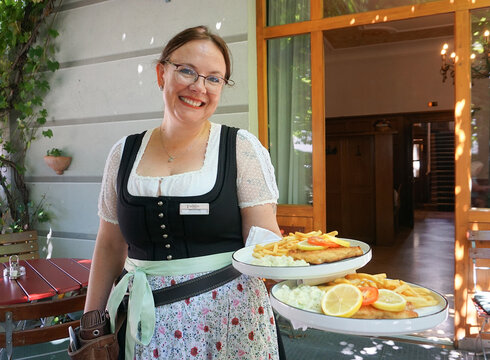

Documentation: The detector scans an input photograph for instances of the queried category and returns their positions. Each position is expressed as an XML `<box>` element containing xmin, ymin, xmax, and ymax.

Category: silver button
<box><xmin>157</xmin><ymin>201</ymin><xmax>163</xmax><ymax>206</ymax></box>
<box><xmin>162</xmin><ymin>234</ymin><xmax>168</xmax><ymax>239</ymax></box>
<box><xmin>165</xmin><ymin>244</ymin><xmax>171</xmax><ymax>249</ymax></box>
<box><xmin>158</xmin><ymin>213</ymin><xmax>164</xmax><ymax>218</ymax></box>
<box><xmin>160</xmin><ymin>224</ymin><xmax>166</xmax><ymax>229</ymax></box>
<box><xmin>167</xmin><ymin>255</ymin><xmax>172</xmax><ymax>260</ymax></box>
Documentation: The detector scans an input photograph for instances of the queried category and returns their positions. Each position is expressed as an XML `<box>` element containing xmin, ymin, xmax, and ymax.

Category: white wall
<box><xmin>325</xmin><ymin>37</ymin><xmax>454</xmax><ymax>117</ymax></box>
<box><xmin>25</xmin><ymin>0</ymin><xmax>253</xmax><ymax>258</ymax></box>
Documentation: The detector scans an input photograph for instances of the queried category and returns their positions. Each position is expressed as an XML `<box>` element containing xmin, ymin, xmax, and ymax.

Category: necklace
<box><xmin>158</xmin><ymin>123</ymin><xmax>208</xmax><ymax>163</ymax></box>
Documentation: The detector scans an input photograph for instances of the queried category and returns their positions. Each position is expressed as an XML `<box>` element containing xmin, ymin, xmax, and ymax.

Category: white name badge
<box><xmin>179</xmin><ymin>203</ymin><xmax>210</xmax><ymax>215</ymax></box>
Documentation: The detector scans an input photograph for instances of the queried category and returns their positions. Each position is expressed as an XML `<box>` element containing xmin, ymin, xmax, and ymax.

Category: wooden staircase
<box><xmin>430</xmin><ymin>131</ymin><xmax>454</xmax><ymax>211</ymax></box>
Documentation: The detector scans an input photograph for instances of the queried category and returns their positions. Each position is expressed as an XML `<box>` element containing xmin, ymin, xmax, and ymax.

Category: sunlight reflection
<box><xmin>472</xmin><ymin>223</ymin><xmax>481</xmax><ymax>230</ymax></box>
<box><xmin>456</xmin><ymin>145</ymin><xmax>463</xmax><ymax>158</ymax></box>
<box><xmin>455</xmin><ymin>272</ymin><xmax>463</xmax><ymax>289</ymax></box>
<box><xmin>46</xmin><ymin>227</ymin><xmax>53</xmax><ymax>258</ymax></box>
<box><xmin>413</xmin><ymin>233</ymin><xmax>420</xmax><ymax>247</ymax></box>
<box><xmin>122</xmin><ymin>33</ymin><xmax>126</xmax><ymax>41</ymax></box>
<box><xmin>455</xmin><ymin>99</ymin><xmax>465</xmax><ymax>118</ymax></box>
<box><xmin>375</xmin><ymin>15</ymin><xmax>379</xmax><ymax>21</ymax></box>
<box><xmin>50</xmin><ymin>338</ymin><xmax>68</xmax><ymax>345</ymax></box>
<box><xmin>455</xmin><ymin>185</ymin><xmax>461</xmax><ymax>195</ymax></box>
<box><xmin>340</xmin><ymin>348</ymin><xmax>354</xmax><ymax>355</ymax></box>
<box><xmin>215</xmin><ymin>22</ymin><xmax>222</xmax><ymax>30</ymax></box>
<box><xmin>150</xmin><ymin>36</ymin><xmax>154</xmax><ymax>45</ymax></box>
<box><xmin>339</xmin><ymin>341</ymin><xmax>355</xmax><ymax>355</ymax></box>
<box><xmin>455</xmin><ymin>242</ymin><xmax>464</xmax><ymax>262</ymax></box>
<box><xmin>362</xmin><ymin>346</ymin><xmax>379</xmax><ymax>354</ymax></box>
<box><xmin>383</xmin><ymin>16</ymin><xmax>388</xmax><ymax>22</ymax></box>
<box><xmin>138</xmin><ymin>64</ymin><xmax>143</xmax><ymax>74</ymax></box>
<box><xmin>350</xmin><ymin>18</ymin><xmax>356</xmax><ymax>25</ymax></box>
<box><xmin>411</xmin><ymin>6</ymin><xmax>415</xmax><ymax>13</ymax></box>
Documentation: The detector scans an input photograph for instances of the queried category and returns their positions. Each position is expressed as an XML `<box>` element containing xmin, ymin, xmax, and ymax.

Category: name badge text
<box><xmin>179</xmin><ymin>203</ymin><xmax>210</xmax><ymax>215</ymax></box>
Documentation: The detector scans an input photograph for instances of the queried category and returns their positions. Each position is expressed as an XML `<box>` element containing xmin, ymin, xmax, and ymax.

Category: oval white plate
<box><xmin>232</xmin><ymin>239</ymin><xmax>372</xmax><ymax>281</ymax></box>
<box><xmin>270</xmin><ymin>280</ymin><xmax>449</xmax><ymax>336</ymax></box>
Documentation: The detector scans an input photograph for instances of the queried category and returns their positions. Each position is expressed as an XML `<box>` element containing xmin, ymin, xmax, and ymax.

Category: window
<box><xmin>267</xmin><ymin>0</ymin><xmax>310</xmax><ymax>26</ymax></box>
<box><xmin>470</xmin><ymin>7</ymin><xmax>490</xmax><ymax>208</ymax></box>
<box><xmin>267</xmin><ymin>34</ymin><xmax>312</xmax><ymax>205</ymax></box>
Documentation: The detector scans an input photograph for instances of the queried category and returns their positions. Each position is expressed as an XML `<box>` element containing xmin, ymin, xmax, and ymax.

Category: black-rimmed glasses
<box><xmin>164</xmin><ymin>60</ymin><xmax>234</xmax><ymax>93</ymax></box>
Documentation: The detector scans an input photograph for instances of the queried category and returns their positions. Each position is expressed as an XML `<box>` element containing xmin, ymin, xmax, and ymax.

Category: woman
<box><xmin>84</xmin><ymin>25</ymin><xmax>284</xmax><ymax>359</ymax></box>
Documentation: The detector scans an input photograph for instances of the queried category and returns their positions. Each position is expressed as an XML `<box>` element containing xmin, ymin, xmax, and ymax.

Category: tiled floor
<box><xmin>2</xmin><ymin>210</ymin><xmax>479</xmax><ymax>359</ymax></box>
<box><xmin>362</xmin><ymin>210</ymin><xmax>455</xmax><ymax>345</ymax></box>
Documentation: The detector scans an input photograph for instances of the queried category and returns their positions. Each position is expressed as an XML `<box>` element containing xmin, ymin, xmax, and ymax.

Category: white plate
<box><xmin>232</xmin><ymin>239</ymin><xmax>372</xmax><ymax>281</ymax></box>
<box><xmin>270</xmin><ymin>280</ymin><xmax>449</xmax><ymax>336</ymax></box>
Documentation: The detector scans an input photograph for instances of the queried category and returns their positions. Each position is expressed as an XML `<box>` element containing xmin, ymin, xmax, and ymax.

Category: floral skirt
<box><xmin>132</xmin><ymin>272</ymin><xmax>280</xmax><ymax>360</ymax></box>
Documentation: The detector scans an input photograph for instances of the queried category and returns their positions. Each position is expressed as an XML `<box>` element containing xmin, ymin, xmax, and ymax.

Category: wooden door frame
<box><xmin>256</xmin><ymin>0</ymin><xmax>490</xmax><ymax>346</ymax></box>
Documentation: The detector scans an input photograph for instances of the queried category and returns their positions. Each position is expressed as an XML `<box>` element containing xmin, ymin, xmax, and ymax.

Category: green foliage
<box><xmin>0</xmin><ymin>0</ymin><xmax>61</xmax><ymax>233</ymax></box>
<box><xmin>46</xmin><ymin>147</ymin><xmax>62</xmax><ymax>156</ymax></box>
<box><xmin>470</xmin><ymin>10</ymin><xmax>489</xmax><ymax>79</ymax></box>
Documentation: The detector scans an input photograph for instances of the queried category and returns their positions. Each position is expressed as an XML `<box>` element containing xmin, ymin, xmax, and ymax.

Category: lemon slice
<box><xmin>372</xmin><ymin>289</ymin><xmax>407</xmax><ymax>312</ymax></box>
<box><xmin>297</xmin><ymin>240</ymin><xmax>324</xmax><ymax>251</ymax></box>
<box><xmin>321</xmin><ymin>284</ymin><xmax>363</xmax><ymax>317</ymax></box>
<box><xmin>324</xmin><ymin>234</ymin><xmax>351</xmax><ymax>247</ymax></box>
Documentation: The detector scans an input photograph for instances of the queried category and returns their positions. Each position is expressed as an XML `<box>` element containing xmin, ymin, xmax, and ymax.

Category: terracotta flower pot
<box><xmin>44</xmin><ymin>156</ymin><xmax>72</xmax><ymax>175</ymax></box>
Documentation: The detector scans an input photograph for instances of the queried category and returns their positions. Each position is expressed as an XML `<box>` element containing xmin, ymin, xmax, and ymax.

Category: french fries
<box><xmin>252</xmin><ymin>230</ymin><xmax>339</xmax><ymax>258</ymax></box>
<box><xmin>321</xmin><ymin>273</ymin><xmax>439</xmax><ymax>309</ymax></box>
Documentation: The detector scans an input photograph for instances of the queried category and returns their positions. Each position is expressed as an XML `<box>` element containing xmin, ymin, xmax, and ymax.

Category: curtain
<box><xmin>267</xmin><ymin>0</ymin><xmax>312</xmax><ymax>205</ymax></box>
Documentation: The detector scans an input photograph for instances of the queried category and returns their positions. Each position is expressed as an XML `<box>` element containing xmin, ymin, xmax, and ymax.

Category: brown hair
<box><xmin>158</xmin><ymin>25</ymin><xmax>232</xmax><ymax>81</ymax></box>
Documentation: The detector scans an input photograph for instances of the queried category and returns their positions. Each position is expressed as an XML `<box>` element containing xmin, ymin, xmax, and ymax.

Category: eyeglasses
<box><xmin>164</xmin><ymin>60</ymin><xmax>234</xmax><ymax>93</ymax></box>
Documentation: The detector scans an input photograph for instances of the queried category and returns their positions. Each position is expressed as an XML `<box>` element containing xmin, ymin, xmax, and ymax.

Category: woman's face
<box><xmin>157</xmin><ymin>40</ymin><xmax>227</xmax><ymax>127</ymax></box>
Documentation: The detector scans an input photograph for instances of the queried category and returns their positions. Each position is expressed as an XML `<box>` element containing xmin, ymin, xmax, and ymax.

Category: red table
<box><xmin>0</xmin><ymin>258</ymin><xmax>91</xmax><ymax>359</ymax></box>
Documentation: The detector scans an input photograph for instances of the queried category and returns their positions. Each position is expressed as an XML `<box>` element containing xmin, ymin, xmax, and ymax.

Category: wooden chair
<box><xmin>0</xmin><ymin>258</ymin><xmax>90</xmax><ymax>359</ymax></box>
<box><xmin>0</xmin><ymin>295</ymin><xmax>86</xmax><ymax>359</ymax></box>
<box><xmin>469</xmin><ymin>230</ymin><xmax>490</xmax><ymax>359</ymax></box>
<box><xmin>0</xmin><ymin>231</ymin><xmax>39</xmax><ymax>264</ymax></box>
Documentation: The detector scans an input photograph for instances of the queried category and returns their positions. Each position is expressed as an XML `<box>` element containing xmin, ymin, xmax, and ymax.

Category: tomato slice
<box><xmin>306</xmin><ymin>236</ymin><xmax>341</xmax><ymax>248</ymax></box>
<box><xmin>359</xmin><ymin>286</ymin><xmax>379</xmax><ymax>305</ymax></box>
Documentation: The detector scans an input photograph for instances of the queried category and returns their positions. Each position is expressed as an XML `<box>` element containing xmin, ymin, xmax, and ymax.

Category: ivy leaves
<box><xmin>0</xmin><ymin>0</ymin><xmax>60</xmax><ymax>231</ymax></box>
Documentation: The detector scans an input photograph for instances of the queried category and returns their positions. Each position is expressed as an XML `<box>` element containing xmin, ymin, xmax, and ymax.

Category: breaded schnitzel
<box><xmin>351</xmin><ymin>305</ymin><xmax>418</xmax><ymax>319</ymax></box>
<box><xmin>288</xmin><ymin>246</ymin><xmax>363</xmax><ymax>264</ymax></box>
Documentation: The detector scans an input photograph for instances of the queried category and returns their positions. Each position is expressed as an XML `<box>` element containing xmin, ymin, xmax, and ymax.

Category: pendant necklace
<box><xmin>158</xmin><ymin>124</ymin><xmax>208</xmax><ymax>163</ymax></box>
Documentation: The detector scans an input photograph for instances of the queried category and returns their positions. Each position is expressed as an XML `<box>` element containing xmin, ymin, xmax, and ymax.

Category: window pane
<box><xmin>267</xmin><ymin>0</ymin><xmax>310</xmax><ymax>26</ymax></box>
<box><xmin>268</xmin><ymin>34</ymin><xmax>312</xmax><ymax>205</ymax></box>
<box><xmin>324</xmin><ymin>0</ymin><xmax>438</xmax><ymax>17</ymax></box>
<box><xmin>470</xmin><ymin>7</ymin><xmax>490</xmax><ymax>209</ymax></box>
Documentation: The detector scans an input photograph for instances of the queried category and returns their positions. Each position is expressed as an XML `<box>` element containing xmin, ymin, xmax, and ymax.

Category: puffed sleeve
<box><xmin>236</xmin><ymin>129</ymin><xmax>279</xmax><ymax>208</ymax></box>
<box><xmin>97</xmin><ymin>137</ymin><xmax>126</xmax><ymax>224</ymax></box>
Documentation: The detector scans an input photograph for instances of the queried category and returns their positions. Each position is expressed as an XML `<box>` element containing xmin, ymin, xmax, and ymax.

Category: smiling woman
<box><xmin>81</xmin><ymin>25</ymin><xmax>285</xmax><ymax>360</ymax></box>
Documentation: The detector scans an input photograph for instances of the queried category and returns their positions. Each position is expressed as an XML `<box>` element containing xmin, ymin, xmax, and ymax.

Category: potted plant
<box><xmin>0</xmin><ymin>0</ymin><xmax>62</xmax><ymax>234</ymax></box>
<box><xmin>44</xmin><ymin>148</ymin><xmax>72</xmax><ymax>175</ymax></box>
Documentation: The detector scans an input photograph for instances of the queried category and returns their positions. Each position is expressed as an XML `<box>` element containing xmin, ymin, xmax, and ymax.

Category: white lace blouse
<box><xmin>98</xmin><ymin>122</ymin><xmax>279</xmax><ymax>224</ymax></box>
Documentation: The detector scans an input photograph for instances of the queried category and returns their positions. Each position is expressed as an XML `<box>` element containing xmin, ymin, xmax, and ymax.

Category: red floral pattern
<box><xmin>131</xmin><ymin>273</ymin><xmax>279</xmax><ymax>359</ymax></box>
